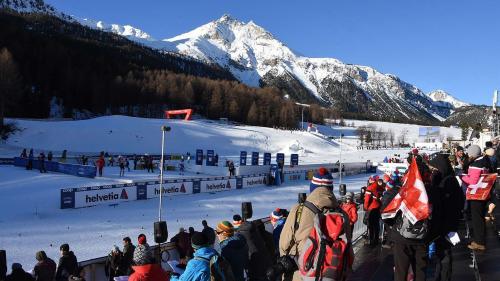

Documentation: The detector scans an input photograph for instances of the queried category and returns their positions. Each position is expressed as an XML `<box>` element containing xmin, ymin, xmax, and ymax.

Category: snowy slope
<box><xmin>0</xmin><ymin>165</ymin><xmax>367</xmax><ymax>269</ymax></box>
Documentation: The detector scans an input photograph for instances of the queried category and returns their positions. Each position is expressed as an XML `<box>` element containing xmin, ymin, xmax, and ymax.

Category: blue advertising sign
<box><xmin>14</xmin><ymin>157</ymin><xmax>96</xmax><ymax>178</ymax></box>
<box><xmin>291</xmin><ymin>154</ymin><xmax>299</xmax><ymax>166</ymax></box>
<box><xmin>236</xmin><ymin>177</ymin><xmax>243</xmax><ymax>189</ymax></box>
<box><xmin>195</xmin><ymin>149</ymin><xmax>203</xmax><ymax>165</ymax></box>
<box><xmin>60</xmin><ymin>188</ymin><xmax>75</xmax><ymax>209</ymax></box>
<box><xmin>136</xmin><ymin>184</ymin><xmax>147</xmax><ymax>200</ymax></box>
<box><xmin>193</xmin><ymin>180</ymin><xmax>201</xmax><ymax>194</ymax></box>
<box><xmin>206</xmin><ymin>150</ymin><xmax>215</xmax><ymax>166</ymax></box>
<box><xmin>263</xmin><ymin>153</ymin><xmax>271</xmax><ymax>165</ymax></box>
<box><xmin>251</xmin><ymin>152</ymin><xmax>259</xmax><ymax>166</ymax></box>
<box><xmin>0</xmin><ymin>158</ymin><xmax>14</xmax><ymax>165</ymax></box>
<box><xmin>276</xmin><ymin>153</ymin><xmax>285</xmax><ymax>166</ymax></box>
<box><xmin>240</xmin><ymin>151</ymin><xmax>247</xmax><ymax>166</ymax></box>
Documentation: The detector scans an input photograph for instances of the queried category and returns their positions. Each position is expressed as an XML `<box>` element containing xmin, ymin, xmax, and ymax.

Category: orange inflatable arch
<box><xmin>165</xmin><ymin>109</ymin><xmax>193</xmax><ymax>121</ymax></box>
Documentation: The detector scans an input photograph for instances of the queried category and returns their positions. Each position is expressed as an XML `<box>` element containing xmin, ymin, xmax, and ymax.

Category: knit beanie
<box><xmin>35</xmin><ymin>251</ymin><xmax>47</xmax><ymax>262</ymax></box>
<box><xmin>12</xmin><ymin>263</ymin><xmax>22</xmax><ymax>270</ymax></box>
<box><xmin>383</xmin><ymin>174</ymin><xmax>391</xmax><ymax>183</ymax></box>
<box><xmin>216</xmin><ymin>221</ymin><xmax>234</xmax><ymax>237</ymax></box>
<box><xmin>310</xmin><ymin>167</ymin><xmax>333</xmax><ymax>192</ymax></box>
<box><xmin>467</xmin><ymin>145</ymin><xmax>482</xmax><ymax>159</ymax></box>
<box><xmin>133</xmin><ymin>244</ymin><xmax>153</xmax><ymax>265</ymax></box>
<box><xmin>270</xmin><ymin>208</ymin><xmax>284</xmax><ymax>223</ymax></box>
<box><xmin>345</xmin><ymin>192</ymin><xmax>354</xmax><ymax>200</ymax></box>
<box><xmin>232</xmin><ymin>214</ymin><xmax>242</xmax><ymax>229</ymax></box>
<box><xmin>191</xmin><ymin>232</ymin><xmax>209</xmax><ymax>250</ymax></box>
<box><xmin>60</xmin><ymin>244</ymin><xmax>69</xmax><ymax>252</ymax></box>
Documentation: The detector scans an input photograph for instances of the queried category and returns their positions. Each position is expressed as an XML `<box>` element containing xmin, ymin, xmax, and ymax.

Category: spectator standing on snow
<box><xmin>6</xmin><ymin>263</ymin><xmax>34</xmax><ymax>281</ymax></box>
<box><xmin>105</xmin><ymin>246</ymin><xmax>125</xmax><ymax>281</ymax></box>
<box><xmin>20</xmin><ymin>148</ymin><xmax>27</xmax><ymax>158</ymax></box>
<box><xmin>61</xmin><ymin>150</ymin><xmax>67</xmax><ymax>163</ymax></box>
<box><xmin>119</xmin><ymin>156</ymin><xmax>125</xmax><ymax>177</ymax></box>
<box><xmin>341</xmin><ymin>192</ymin><xmax>358</xmax><ymax>232</ymax></box>
<box><xmin>125</xmin><ymin>157</ymin><xmax>130</xmax><ymax>172</ymax></box>
<box><xmin>179</xmin><ymin>160</ymin><xmax>185</xmax><ymax>175</ymax></box>
<box><xmin>108</xmin><ymin>155</ymin><xmax>114</xmax><ymax>167</ymax></box>
<box><xmin>122</xmin><ymin>237</ymin><xmax>135</xmax><ymax>276</ymax></box>
<box><xmin>201</xmin><ymin>220</ymin><xmax>216</xmax><ymax>246</ymax></box>
<box><xmin>133</xmin><ymin>154</ymin><xmax>138</xmax><ymax>170</ymax></box>
<box><xmin>55</xmin><ymin>244</ymin><xmax>78</xmax><ymax>281</ymax></box>
<box><xmin>38</xmin><ymin>152</ymin><xmax>47</xmax><ymax>173</ymax></box>
<box><xmin>364</xmin><ymin>175</ymin><xmax>383</xmax><ymax>247</ymax></box>
<box><xmin>46</xmin><ymin>151</ymin><xmax>53</xmax><ymax>162</ymax></box>
<box><xmin>96</xmin><ymin>156</ymin><xmax>105</xmax><ymax>177</ymax></box>
<box><xmin>216</xmin><ymin>221</ymin><xmax>249</xmax><ymax>281</ymax></box>
<box><xmin>462</xmin><ymin>145</ymin><xmax>492</xmax><ymax>251</ymax></box>
<box><xmin>27</xmin><ymin>149</ymin><xmax>34</xmax><ymax>170</ymax></box>
<box><xmin>228</xmin><ymin>161</ymin><xmax>235</xmax><ymax>176</ymax></box>
<box><xmin>33</xmin><ymin>251</ymin><xmax>56</xmax><ymax>281</ymax></box>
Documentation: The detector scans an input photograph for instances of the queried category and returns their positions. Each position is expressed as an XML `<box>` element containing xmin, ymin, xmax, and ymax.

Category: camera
<box><xmin>266</xmin><ymin>256</ymin><xmax>298</xmax><ymax>281</ymax></box>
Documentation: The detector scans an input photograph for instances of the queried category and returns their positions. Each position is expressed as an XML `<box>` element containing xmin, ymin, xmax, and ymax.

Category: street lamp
<box><xmin>154</xmin><ymin>125</ymin><xmax>170</xmax><ymax>246</ymax></box>
<box><xmin>339</xmin><ymin>133</ymin><xmax>344</xmax><ymax>185</ymax></box>
<box><xmin>295</xmin><ymin>103</ymin><xmax>310</xmax><ymax>131</ymax></box>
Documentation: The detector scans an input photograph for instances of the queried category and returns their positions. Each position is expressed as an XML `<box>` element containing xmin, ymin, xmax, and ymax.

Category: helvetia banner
<box><xmin>74</xmin><ymin>184</ymin><xmax>137</xmax><ymax>208</ymax></box>
<box><xmin>201</xmin><ymin>178</ymin><xmax>237</xmax><ymax>193</ymax></box>
<box><xmin>147</xmin><ymin>181</ymin><xmax>194</xmax><ymax>198</ymax></box>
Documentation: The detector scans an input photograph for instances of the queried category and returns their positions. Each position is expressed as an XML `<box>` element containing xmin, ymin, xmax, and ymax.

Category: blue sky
<box><xmin>46</xmin><ymin>0</ymin><xmax>499</xmax><ymax>105</ymax></box>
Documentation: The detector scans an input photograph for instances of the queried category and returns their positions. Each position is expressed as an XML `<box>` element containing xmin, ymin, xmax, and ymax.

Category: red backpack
<box><xmin>298</xmin><ymin>201</ymin><xmax>353</xmax><ymax>281</ymax></box>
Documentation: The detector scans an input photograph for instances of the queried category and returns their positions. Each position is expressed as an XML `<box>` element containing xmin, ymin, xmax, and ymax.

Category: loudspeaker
<box><xmin>242</xmin><ymin>202</ymin><xmax>253</xmax><ymax>221</ymax></box>
<box><xmin>0</xmin><ymin>250</ymin><xmax>6</xmax><ymax>281</ymax></box>
<box><xmin>154</xmin><ymin>221</ymin><xmax>168</xmax><ymax>244</ymax></box>
<box><xmin>298</xmin><ymin>193</ymin><xmax>307</xmax><ymax>204</ymax></box>
<box><xmin>339</xmin><ymin>184</ymin><xmax>347</xmax><ymax>196</ymax></box>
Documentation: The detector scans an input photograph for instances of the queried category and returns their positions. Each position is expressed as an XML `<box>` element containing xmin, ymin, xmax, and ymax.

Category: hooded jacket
<box><xmin>55</xmin><ymin>251</ymin><xmax>78</xmax><ymax>281</ymax></box>
<box><xmin>220</xmin><ymin>234</ymin><xmax>249</xmax><ymax>281</ymax></box>
<box><xmin>340</xmin><ymin>202</ymin><xmax>358</xmax><ymax>225</ymax></box>
<box><xmin>171</xmin><ymin>247</ymin><xmax>218</xmax><ymax>281</ymax></box>
<box><xmin>129</xmin><ymin>264</ymin><xmax>169</xmax><ymax>281</ymax></box>
<box><xmin>363</xmin><ymin>182</ymin><xmax>382</xmax><ymax>211</ymax></box>
<box><xmin>279</xmin><ymin>186</ymin><xmax>341</xmax><ymax>257</ymax></box>
<box><xmin>238</xmin><ymin>221</ymin><xmax>273</xmax><ymax>280</ymax></box>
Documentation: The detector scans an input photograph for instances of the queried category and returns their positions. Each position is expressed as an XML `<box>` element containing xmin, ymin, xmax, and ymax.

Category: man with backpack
<box><xmin>172</xmin><ymin>232</ymin><xmax>233</xmax><ymax>281</ymax></box>
<box><xmin>279</xmin><ymin>167</ymin><xmax>351</xmax><ymax>281</ymax></box>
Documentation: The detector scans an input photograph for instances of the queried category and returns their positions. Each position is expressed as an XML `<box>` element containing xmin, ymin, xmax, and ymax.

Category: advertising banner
<box><xmin>147</xmin><ymin>181</ymin><xmax>193</xmax><ymax>198</ymax></box>
<box><xmin>60</xmin><ymin>189</ymin><xmax>75</xmax><ymax>209</ymax></box>
<box><xmin>14</xmin><ymin>157</ymin><xmax>96</xmax><ymax>178</ymax></box>
<box><xmin>291</xmin><ymin>154</ymin><xmax>299</xmax><ymax>166</ymax></box>
<box><xmin>251</xmin><ymin>152</ymin><xmax>259</xmax><ymax>166</ymax></box>
<box><xmin>201</xmin><ymin>178</ymin><xmax>237</xmax><ymax>193</ymax></box>
<box><xmin>242</xmin><ymin>175</ymin><xmax>267</xmax><ymax>188</ymax></box>
<box><xmin>206</xmin><ymin>150</ymin><xmax>215</xmax><ymax>166</ymax></box>
<box><xmin>195</xmin><ymin>149</ymin><xmax>203</xmax><ymax>165</ymax></box>
<box><xmin>0</xmin><ymin>158</ymin><xmax>14</xmax><ymax>165</ymax></box>
<box><xmin>240</xmin><ymin>151</ymin><xmax>247</xmax><ymax>166</ymax></box>
<box><xmin>263</xmin><ymin>153</ymin><xmax>271</xmax><ymax>165</ymax></box>
<box><xmin>74</xmin><ymin>184</ymin><xmax>137</xmax><ymax>208</ymax></box>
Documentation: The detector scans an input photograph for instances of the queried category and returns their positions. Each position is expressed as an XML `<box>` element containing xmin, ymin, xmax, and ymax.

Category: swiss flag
<box><xmin>382</xmin><ymin>158</ymin><xmax>430</xmax><ymax>224</ymax></box>
<box><xmin>466</xmin><ymin>173</ymin><xmax>497</xmax><ymax>201</ymax></box>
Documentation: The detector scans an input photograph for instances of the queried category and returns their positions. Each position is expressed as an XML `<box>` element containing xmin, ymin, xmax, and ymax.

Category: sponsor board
<box><xmin>287</xmin><ymin>172</ymin><xmax>303</xmax><ymax>181</ymax></box>
<box><xmin>0</xmin><ymin>158</ymin><xmax>14</xmax><ymax>165</ymax></box>
<box><xmin>147</xmin><ymin>182</ymin><xmax>193</xmax><ymax>198</ymax></box>
<box><xmin>201</xmin><ymin>178</ymin><xmax>237</xmax><ymax>193</ymax></box>
<box><xmin>74</xmin><ymin>185</ymin><xmax>137</xmax><ymax>208</ymax></box>
<box><xmin>242</xmin><ymin>175</ymin><xmax>267</xmax><ymax>188</ymax></box>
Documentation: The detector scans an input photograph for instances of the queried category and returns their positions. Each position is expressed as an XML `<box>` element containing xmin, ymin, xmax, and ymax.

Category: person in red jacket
<box><xmin>364</xmin><ymin>175</ymin><xmax>382</xmax><ymax>247</ymax></box>
<box><xmin>129</xmin><ymin>244</ymin><xmax>169</xmax><ymax>281</ymax></box>
<box><xmin>96</xmin><ymin>156</ymin><xmax>105</xmax><ymax>177</ymax></box>
<box><xmin>341</xmin><ymin>192</ymin><xmax>358</xmax><ymax>232</ymax></box>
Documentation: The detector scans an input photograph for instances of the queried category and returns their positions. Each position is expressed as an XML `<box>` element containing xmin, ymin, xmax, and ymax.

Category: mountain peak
<box><xmin>428</xmin><ymin>90</ymin><xmax>469</xmax><ymax>108</ymax></box>
<box><xmin>217</xmin><ymin>14</ymin><xmax>238</xmax><ymax>23</ymax></box>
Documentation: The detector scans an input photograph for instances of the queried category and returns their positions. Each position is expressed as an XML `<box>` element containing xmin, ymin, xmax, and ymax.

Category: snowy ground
<box><xmin>0</xmin><ymin>165</ymin><xmax>369</xmax><ymax>269</ymax></box>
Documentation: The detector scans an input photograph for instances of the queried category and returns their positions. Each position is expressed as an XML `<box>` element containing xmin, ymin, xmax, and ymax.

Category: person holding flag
<box><xmin>462</xmin><ymin>145</ymin><xmax>495</xmax><ymax>251</ymax></box>
<box><xmin>381</xmin><ymin>156</ymin><xmax>435</xmax><ymax>281</ymax></box>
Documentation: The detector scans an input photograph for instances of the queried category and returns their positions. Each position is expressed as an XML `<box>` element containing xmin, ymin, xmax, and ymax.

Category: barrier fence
<box><xmin>13</xmin><ymin>157</ymin><xmax>97</xmax><ymax>178</ymax></box>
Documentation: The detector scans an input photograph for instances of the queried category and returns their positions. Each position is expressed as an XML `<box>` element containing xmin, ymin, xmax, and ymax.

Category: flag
<box><xmin>466</xmin><ymin>173</ymin><xmax>497</xmax><ymax>201</ymax></box>
<box><xmin>381</xmin><ymin>158</ymin><xmax>430</xmax><ymax>224</ymax></box>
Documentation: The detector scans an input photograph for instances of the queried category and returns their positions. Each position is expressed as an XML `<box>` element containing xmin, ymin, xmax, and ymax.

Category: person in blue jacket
<box><xmin>171</xmin><ymin>232</ymin><xmax>219</xmax><ymax>281</ymax></box>
<box><xmin>270</xmin><ymin>208</ymin><xmax>287</xmax><ymax>255</ymax></box>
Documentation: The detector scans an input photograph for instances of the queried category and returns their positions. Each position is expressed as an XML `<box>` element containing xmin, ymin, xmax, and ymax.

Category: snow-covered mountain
<box><xmin>428</xmin><ymin>90</ymin><xmax>469</xmax><ymax>109</ymax></box>
<box><xmin>0</xmin><ymin>0</ymin><xmax>57</xmax><ymax>15</ymax></box>
<box><xmin>4</xmin><ymin>1</ymin><xmax>470</xmax><ymax>124</ymax></box>
<box><xmin>80</xmin><ymin>14</ymin><xmax>459</xmax><ymax>123</ymax></box>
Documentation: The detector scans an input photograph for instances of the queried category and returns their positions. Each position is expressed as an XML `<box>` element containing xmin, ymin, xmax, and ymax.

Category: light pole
<box><xmin>339</xmin><ymin>133</ymin><xmax>344</xmax><ymax>185</ymax></box>
<box><xmin>158</xmin><ymin>125</ymin><xmax>171</xmax><ymax>222</ymax></box>
<box><xmin>295</xmin><ymin>103</ymin><xmax>310</xmax><ymax>131</ymax></box>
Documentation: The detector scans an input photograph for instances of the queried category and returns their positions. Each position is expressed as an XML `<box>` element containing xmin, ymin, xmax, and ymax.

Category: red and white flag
<box><xmin>466</xmin><ymin>173</ymin><xmax>497</xmax><ymax>201</ymax></box>
<box><xmin>381</xmin><ymin>158</ymin><xmax>430</xmax><ymax>224</ymax></box>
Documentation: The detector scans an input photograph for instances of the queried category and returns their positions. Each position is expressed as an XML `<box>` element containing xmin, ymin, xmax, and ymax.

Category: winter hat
<box><xmin>216</xmin><ymin>221</ymin><xmax>234</xmax><ymax>237</ymax></box>
<box><xmin>456</xmin><ymin>146</ymin><xmax>464</xmax><ymax>152</ymax></box>
<box><xmin>310</xmin><ymin>167</ymin><xmax>334</xmax><ymax>192</ymax></box>
<box><xmin>270</xmin><ymin>208</ymin><xmax>284</xmax><ymax>223</ymax></box>
<box><xmin>412</xmin><ymin>148</ymin><xmax>419</xmax><ymax>155</ymax></box>
<box><xmin>386</xmin><ymin>180</ymin><xmax>394</xmax><ymax>190</ymax></box>
<box><xmin>232</xmin><ymin>214</ymin><xmax>242</xmax><ymax>229</ymax></box>
<box><xmin>345</xmin><ymin>192</ymin><xmax>354</xmax><ymax>200</ymax></box>
<box><xmin>111</xmin><ymin>245</ymin><xmax>120</xmax><ymax>253</ymax></box>
<box><xmin>35</xmin><ymin>251</ymin><xmax>47</xmax><ymax>262</ymax></box>
<box><xmin>485</xmin><ymin>148</ymin><xmax>495</xmax><ymax>157</ymax></box>
<box><xmin>191</xmin><ymin>232</ymin><xmax>209</xmax><ymax>250</ymax></box>
<box><xmin>60</xmin><ymin>244</ymin><xmax>70</xmax><ymax>252</ymax></box>
<box><xmin>368</xmin><ymin>175</ymin><xmax>379</xmax><ymax>183</ymax></box>
<box><xmin>11</xmin><ymin>263</ymin><xmax>22</xmax><ymax>270</ymax></box>
<box><xmin>467</xmin><ymin>145</ymin><xmax>482</xmax><ymax>159</ymax></box>
<box><xmin>133</xmin><ymin>244</ymin><xmax>153</xmax><ymax>265</ymax></box>
<box><xmin>138</xmin><ymin>234</ymin><xmax>147</xmax><ymax>245</ymax></box>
